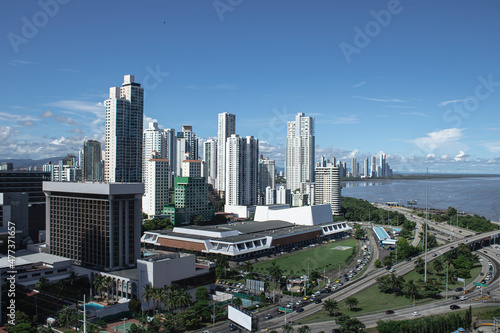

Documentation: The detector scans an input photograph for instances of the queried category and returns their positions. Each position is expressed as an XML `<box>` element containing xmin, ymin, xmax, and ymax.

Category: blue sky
<box><xmin>1</xmin><ymin>0</ymin><xmax>500</xmax><ymax>173</ymax></box>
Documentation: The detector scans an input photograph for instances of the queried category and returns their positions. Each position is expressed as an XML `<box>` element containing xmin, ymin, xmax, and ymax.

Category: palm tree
<box><xmin>414</xmin><ymin>257</ymin><xmax>425</xmax><ymax>271</ymax></box>
<box><xmin>282</xmin><ymin>324</ymin><xmax>294</xmax><ymax>333</ymax></box>
<box><xmin>141</xmin><ymin>283</ymin><xmax>155</xmax><ymax>312</ymax></box>
<box><xmin>242</xmin><ymin>261</ymin><xmax>254</xmax><ymax>274</ymax></box>
<box><xmin>232</xmin><ymin>297</ymin><xmax>243</xmax><ymax>307</ymax></box>
<box><xmin>152</xmin><ymin>286</ymin><xmax>163</xmax><ymax>313</ymax></box>
<box><xmin>322</xmin><ymin>299</ymin><xmax>340</xmax><ymax>316</ymax></box>
<box><xmin>67</xmin><ymin>271</ymin><xmax>78</xmax><ymax>286</ymax></box>
<box><xmin>93</xmin><ymin>275</ymin><xmax>105</xmax><ymax>299</ymax></box>
<box><xmin>297</xmin><ymin>325</ymin><xmax>310</xmax><ymax>333</ymax></box>
<box><xmin>432</xmin><ymin>258</ymin><xmax>444</xmax><ymax>274</ymax></box>
<box><xmin>403</xmin><ymin>279</ymin><xmax>420</xmax><ymax>299</ymax></box>
<box><xmin>35</xmin><ymin>277</ymin><xmax>49</xmax><ymax>291</ymax></box>
<box><xmin>345</xmin><ymin>296</ymin><xmax>358</xmax><ymax>311</ymax></box>
<box><xmin>103</xmin><ymin>276</ymin><xmax>114</xmax><ymax>303</ymax></box>
<box><xmin>160</xmin><ymin>285</ymin><xmax>171</xmax><ymax>312</ymax></box>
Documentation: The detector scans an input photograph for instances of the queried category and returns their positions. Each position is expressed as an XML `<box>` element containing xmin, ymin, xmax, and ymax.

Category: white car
<box><xmin>460</xmin><ymin>296</ymin><xmax>468</xmax><ymax>301</ymax></box>
<box><xmin>412</xmin><ymin>311</ymin><xmax>420</xmax><ymax>316</ymax></box>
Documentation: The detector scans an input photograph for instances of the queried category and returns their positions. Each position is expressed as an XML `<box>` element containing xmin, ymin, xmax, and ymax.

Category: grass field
<box><xmin>252</xmin><ymin>238</ymin><xmax>357</xmax><ymax>276</ymax></box>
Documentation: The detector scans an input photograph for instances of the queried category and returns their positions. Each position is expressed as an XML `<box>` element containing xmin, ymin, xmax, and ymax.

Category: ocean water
<box><xmin>341</xmin><ymin>177</ymin><xmax>500</xmax><ymax>222</ymax></box>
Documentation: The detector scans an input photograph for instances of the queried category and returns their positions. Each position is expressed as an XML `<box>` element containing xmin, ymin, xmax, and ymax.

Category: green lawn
<box><xmin>252</xmin><ymin>238</ymin><xmax>357</xmax><ymax>277</ymax></box>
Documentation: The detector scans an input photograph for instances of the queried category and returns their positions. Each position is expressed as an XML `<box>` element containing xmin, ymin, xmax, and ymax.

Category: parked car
<box><xmin>459</xmin><ymin>296</ymin><xmax>468</xmax><ymax>301</ymax></box>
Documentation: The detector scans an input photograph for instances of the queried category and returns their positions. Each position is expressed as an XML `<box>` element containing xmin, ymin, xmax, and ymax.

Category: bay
<box><xmin>341</xmin><ymin>177</ymin><xmax>500</xmax><ymax>222</ymax></box>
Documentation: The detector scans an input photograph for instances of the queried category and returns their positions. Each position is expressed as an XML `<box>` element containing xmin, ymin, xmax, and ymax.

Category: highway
<box><xmin>261</xmin><ymin>229</ymin><xmax>500</xmax><ymax>332</ymax></box>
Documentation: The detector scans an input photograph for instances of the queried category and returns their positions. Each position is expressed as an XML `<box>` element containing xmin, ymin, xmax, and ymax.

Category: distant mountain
<box><xmin>0</xmin><ymin>157</ymin><xmax>62</xmax><ymax>169</ymax></box>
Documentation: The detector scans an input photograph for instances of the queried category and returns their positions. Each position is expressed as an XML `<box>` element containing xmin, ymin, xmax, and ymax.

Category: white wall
<box><xmin>253</xmin><ymin>204</ymin><xmax>333</xmax><ymax>226</ymax></box>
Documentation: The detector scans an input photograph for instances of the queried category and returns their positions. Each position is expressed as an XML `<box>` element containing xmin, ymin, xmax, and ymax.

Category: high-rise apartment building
<box><xmin>44</xmin><ymin>182</ymin><xmax>144</xmax><ymax>270</ymax></box>
<box><xmin>225</xmin><ymin>135</ymin><xmax>259</xmax><ymax>206</ymax></box>
<box><xmin>371</xmin><ymin>156</ymin><xmax>376</xmax><ymax>177</ymax></box>
<box><xmin>143</xmin><ymin>152</ymin><xmax>170</xmax><ymax>217</ymax></box>
<box><xmin>286</xmin><ymin>113</ymin><xmax>315</xmax><ymax>191</ymax></box>
<box><xmin>258</xmin><ymin>157</ymin><xmax>275</xmax><ymax>193</ymax></box>
<box><xmin>83</xmin><ymin>140</ymin><xmax>103</xmax><ymax>182</ymax></box>
<box><xmin>175</xmin><ymin>125</ymin><xmax>198</xmax><ymax>176</ymax></box>
<box><xmin>161</xmin><ymin>176</ymin><xmax>214</xmax><ymax>226</ymax></box>
<box><xmin>143</xmin><ymin>122</ymin><xmax>176</xmax><ymax>184</ymax></box>
<box><xmin>203</xmin><ymin>139</ymin><xmax>217</xmax><ymax>186</ymax></box>
<box><xmin>105</xmin><ymin>75</ymin><xmax>144</xmax><ymax>183</ymax></box>
<box><xmin>216</xmin><ymin>113</ymin><xmax>236</xmax><ymax>193</ymax></box>
<box><xmin>181</xmin><ymin>160</ymin><xmax>202</xmax><ymax>177</ymax></box>
<box><xmin>363</xmin><ymin>158</ymin><xmax>369</xmax><ymax>178</ymax></box>
<box><xmin>315</xmin><ymin>165</ymin><xmax>341</xmax><ymax>215</ymax></box>
<box><xmin>379</xmin><ymin>153</ymin><xmax>386</xmax><ymax>177</ymax></box>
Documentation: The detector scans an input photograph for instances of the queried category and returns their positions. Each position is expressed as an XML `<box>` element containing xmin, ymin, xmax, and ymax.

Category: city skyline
<box><xmin>2</xmin><ymin>1</ymin><xmax>500</xmax><ymax>173</ymax></box>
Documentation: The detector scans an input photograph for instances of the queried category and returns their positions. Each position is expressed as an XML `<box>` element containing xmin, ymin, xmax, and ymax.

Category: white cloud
<box><xmin>439</xmin><ymin>98</ymin><xmax>473</xmax><ymax>106</ymax></box>
<box><xmin>352</xmin><ymin>81</ymin><xmax>366</xmax><ymax>88</ymax></box>
<box><xmin>330</xmin><ymin>115</ymin><xmax>359</xmax><ymax>124</ymax></box>
<box><xmin>7</xmin><ymin>59</ymin><xmax>37</xmax><ymax>66</ymax></box>
<box><xmin>0</xmin><ymin>127</ymin><xmax>19</xmax><ymax>142</ymax></box>
<box><xmin>412</xmin><ymin>128</ymin><xmax>465</xmax><ymax>153</ymax></box>
<box><xmin>0</xmin><ymin>112</ymin><xmax>38</xmax><ymax>127</ymax></box>
<box><xmin>400</xmin><ymin>111</ymin><xmax>429</xmax><ymax>117</ymax></box>
<box><xmin>454</xmin><ymin>150</ymin><xmax>470</xmax><ymax>161</ymax></box>
<box><xmin>479</xmin><ymin>141</ymin><xmax>500</xmax><ymax>154</ymax></box>
<box><xmin>185</xmin><ymin>84</ymin><xmax>236</xmax><ymax>90</ymax></box>
<box><xmin>352</xmin><ymin>95</ymin><xmax>409</xmax><ymax>103</ymax></box>
<box><xmin>39</xmin><ymin>110</ymin><xmax>78</xmax><ymax>125</ymax></box>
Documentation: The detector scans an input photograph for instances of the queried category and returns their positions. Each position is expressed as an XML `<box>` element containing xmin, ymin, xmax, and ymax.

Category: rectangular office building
<box><xmin>44</xmin><ymin>182</ymin><xmax>144</xmax><ymax>271</ymax></box>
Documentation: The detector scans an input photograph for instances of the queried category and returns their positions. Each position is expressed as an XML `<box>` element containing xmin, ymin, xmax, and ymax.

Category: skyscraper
<box><xmin>351</xmin><ymin>157</ymin><xmax>357</xmax><ymax>177</ymax></box>
<box><xmin>225</xmin><ymin>134</ymin><xmax>259</xmax><ymax>206</ymax></box>
<box><xmin>371</xmin><ymin>156</ymin><xmax>376</xmax><ymax>177</ymax></box>
<box><xmin>364</xmin><ymin>158</ymin><xmax>369</xmax><ymax>178</ymax></box>
<box><xmin>286</xmin><ymin>113</ymin><xmax>315</xmax><ymax>191</ymax></box>
<box><xmin>379</xmin><ymin>153</ymin><xmax>386</xmax><ymax>177</ymax></box>
<box><xmin>143</xmin><ymin>152</ymin><xmax>170</xmax><ymax>217</ymax></box>
<box><xmin>203</xmin><ymin>139</ymin><xmax>217</xmax><ymax>186</ymax></box>
<box><xmin>315</xmin><ymin>165</ymin><xmax>341</xmax><ymax>215</ymax></box>
<box><xmin>176</xmin><ymin>125</ymin><xmax>198</xmax><ymax>176</ymax></box>
<box><xmin>216</xmin><ymin>112</ymin><xmax>236</xmax><ymax>194</ymax></box>
<box><xmin>258</xmin><ymin>156</ymin><xmax>275</xmax><ymax>193</ymax></box>
<box><xmin>105</xmin><ymin>75</ymin><xmax>144</xmax><ymax>183</ymax></box>
<box><xmin>83</xmin><ymin>140</ymin><xmax>103</xmax><ymax>182</ymax></box>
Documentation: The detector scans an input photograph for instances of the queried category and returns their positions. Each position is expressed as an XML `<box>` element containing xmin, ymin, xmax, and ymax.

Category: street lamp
<box><xmin>121</xmin><ymin>317</ymin><xmax>128</xmax><ymax>333</ymax></box>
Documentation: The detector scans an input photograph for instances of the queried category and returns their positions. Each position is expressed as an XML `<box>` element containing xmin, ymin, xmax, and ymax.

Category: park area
<box><xmin>252</xmin><ymin>238</ymin><xmax>357</xmax><ymax>277</ymax></box>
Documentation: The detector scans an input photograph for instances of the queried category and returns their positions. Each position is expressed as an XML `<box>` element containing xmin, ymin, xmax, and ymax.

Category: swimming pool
<box><xmin>84</xmin><ymin>302</ymin><xmax>104</xmax><ymax>310</ymax></box>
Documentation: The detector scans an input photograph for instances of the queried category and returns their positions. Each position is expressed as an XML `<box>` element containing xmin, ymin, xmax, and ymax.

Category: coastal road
<box><xmin>262</xmin><ymin>229</ymin><xmax>500</xmax><ymax>331</ymax></box>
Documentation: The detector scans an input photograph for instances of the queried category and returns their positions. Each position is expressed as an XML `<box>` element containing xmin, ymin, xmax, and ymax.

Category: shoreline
<box><xmin>341</xmin><ymin>174</ymin><xmax>500</xmax><ymax>182</ymax></box>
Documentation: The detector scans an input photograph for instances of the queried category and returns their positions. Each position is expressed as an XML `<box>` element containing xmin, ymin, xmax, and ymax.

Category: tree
<box><xmin>414</xmin><ymin>257</ymin><xmax>425</xmax><ymax>273</ymax></box>
<box><xmin>432</xmin><ymin>258</ymin><xmax>444</xmax><ymax>274</ymax></box>
<box><xmin>93</xmin><ymin>274</ymin><xmax>105</xmax><ymax>299</ymax></box>
<box><xmin>129</xmin><ymin>297</ymin><xmax>142</xmax><ymax>314</ymax></box>
<box><xmin>232</xmin><ymin>297</ymin><xmax>243</xmax><ymax>307</ymax></box>
<box><xmin>403</xmin><ymin>279</ymin><xmax>420</xmax><ymax>299</ymax></box>
<box><xmin>194</xmin><ymin>286</ymin><xmax>209</xmax><ymax>303</ymax></box>
<box><xmin>446</xmin><ymin>206</ymin><xmax>457</xmax><ymax>217</ymax></box>
<box><xmin>103</xmin><ymin>276</ymin><xmax>114</xmax><ymax>303</ymax></box>
<box><xmin>282</xmin><ymin>324</ymin><xmax>294</xmax><ymax>333</ymax></box>
<box><xmin>345</xmin><ymin>296</ymin><xmax>358</xmax><ymax>311</ymax></box>
<box><xmin>336</xmin><ymin>314</ymin><xmax>366</xmax><ymax>333</ymax></box>
<box><xmin>192</xmin><ymin>214</ymin><xmax>204</xmax><ymax>225</ymax></box>
<box><xmin>242</xmin><ymin>261</ymin><xmax>254</xmax><ymax>274</ymax></box>
<box><xmin>297</xmin><ymin>325</ymin><xmax>310</xmax><ymax>333</ymax></box>
<box><xmin>374</xmin><ymin>259</ymin><xmax>382</xmax><ymax>268</ymax></box>
<box><xmin>215</xmin><ymin>254</ymin><xmax>229</xmax><ymax>278</ymax></box>
<box><xmin>141</xmin><ymin>283</ymin><xmax>155</xmax><ymax>312</ymax></box>
<box><xmin>35</xmin><ymin>277</ymin><xmax>49</xmax><ymax>291</ymax></box>
<box><xmin>323</xmin><ymin>299</ymin><xmax>340</xmax><ymax>316</ymax></box>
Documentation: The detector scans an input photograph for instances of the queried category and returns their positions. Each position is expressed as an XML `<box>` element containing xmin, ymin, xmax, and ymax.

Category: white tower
<box><xmin>105</xmin><ymin>75</ymin><xmax>144</xmax><ymax>183</ymax></box>
<box><xmin>216</xmin><ymin>113</ymin><xmax>236</xmax><ymax>194</ymax></box>
<box><xmin>285</xmin><ymin>113</ymin><xmax>315</xmax><ymax>191</ymax></box>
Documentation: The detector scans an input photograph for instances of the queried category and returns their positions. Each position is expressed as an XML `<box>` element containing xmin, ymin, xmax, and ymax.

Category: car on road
<box><xmin>432</xmin><ymin>253</ymin><xmax>437</xmax><ymax>257</ymax></box>
<box><xmin>412</xmin><ymin>311</ymin><xmax>420</xmax><ymax>316</ymax></box>
<box><xmin>386</xmin><ymin>310</ymin><xmax>395</xmax><ymax>314</ymax></box>
<box><xmin>314</xmin><ymin>298</ymin><xmax>322</xmax><ymax>304</ymax></box>
<box><xmin>459</xmin><ymin>296</ymin><xmax>468</xmax><ymax>301</ymax></box>
<box><xmin>455</xmin><ymin>287</ymin><xmax>463</xmax><ymax>292</ymax></box>
<box><xmin>296</xmin><ymin>307</ymin><xmax>304</xmax><ymax>313</ymax></box>
<box><xmin>265</xmin><ymin>314</ymin><xmax>273</xmax><ymax>320</ymax></box>
<box><xmin>453</xmin><ymin>296</ymin><xmax>460</xmax><ymax>300</ymax></box>
<box><xmin>450</xmin><ymin>305</ymin><xmax>461</xmax><ymax>310</ymax></box>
